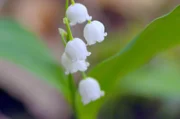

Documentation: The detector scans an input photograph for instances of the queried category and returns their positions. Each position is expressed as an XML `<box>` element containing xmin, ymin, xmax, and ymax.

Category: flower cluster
<box><xmin>60</xmin><ymin>1</ymin><xmax>107</xmax><ymax>105</ymax></box>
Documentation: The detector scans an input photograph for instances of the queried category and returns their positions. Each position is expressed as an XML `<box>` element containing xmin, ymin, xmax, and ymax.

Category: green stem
<box><xmin>65</xmin><ymin>0</ymin><xmax>69</xmax><ymax>10</ymax></box>
<box><xmin>64</xmin><ymin>1</ymin><xmax>77</xmax><ymax>118</ymax></box>
<box><xmin>63</xmin><ymin>17</ymin><xmax>73</xmax><ymax>41</ymax></box>
<box><xmin>68</xmin><ymin>74</ymin><xmax>78</xmax><ymax>119</ymax></box>
<box><xmin>88</xmin><ymin>20</ymin><xmax>92</xmax><ymax>24</ymax></box>
<box><xmin>82</xmin><ymin>72</ymin><xmax>87</xmax><ymax>79</ymax></box>
<box><xmin>71</xmin><ymin>0</ymin><xmax>75</xmax><ymax>5</ymax></box>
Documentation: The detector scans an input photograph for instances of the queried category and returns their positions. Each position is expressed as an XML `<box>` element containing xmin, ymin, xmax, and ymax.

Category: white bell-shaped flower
<box><xmin>66</xmin><ymin>3</ymin><xmax>92</xmax><ymax>26</ymax></box>
<box><xmin>79</xmin><ymin>77</ymin><xmax>105</xmax><ymax>105</ymax></box>
<box><xmin>65</xmin><ymin>38</ymin><xmax>91</xmax><ymax>61</ymax></box>
<box><xmin>61</xmin><ymin>53</ymin><xmax>89</xmax><ymax>74</ymax></box>
<box><xmin>84</xmin><ymin>20</ymin><xmax>107</xmax><ymax>45</ymax></box>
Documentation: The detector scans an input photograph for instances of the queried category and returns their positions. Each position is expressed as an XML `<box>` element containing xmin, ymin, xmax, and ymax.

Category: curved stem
<box><xmin>88</xmin><ymin>20</ymin><xmax>92</xmax><ymax>24</ymax></box>
<box><xmin>71</xmin><ymin>0</ymin><xmax>75</xmax><ymax>5</ymax></box>
<box><xmin>68</xmin><ymin>74</ymin><xmax>78</xmax><ymax>119</ymax></box>
<box><xmin>65</xmin><ymin>0</ymin><xmax>69</xmax><ymax>10</ymax></box>
<box><xmin>65</xmin><ymin>1</ymin><xmax>78</xmax><ymax>118</ymax></box>
<box><xmin>63</xmin><ymin>17</ymin><xmax>73</xmax><ymax>41</ymax></box>
<box><xmin>82</xmin><ymin>72</ymin><xmax>87</xmax><ymax>79</ymax></box>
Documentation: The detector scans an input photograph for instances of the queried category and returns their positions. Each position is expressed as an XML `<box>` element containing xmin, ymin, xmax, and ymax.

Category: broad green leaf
<box><xmin>77</xmin><ymin>5</ymin><xmax>180</xmax><ymax>119</ymax></box>
<box><xmin>90</xmin><ymin>5</ymin><xmax>180</xmax><ymax>92</ymax></box>
<box><xmin>0</xmin><ymin>19</ymin><xmax>69</xmax><ymax>97</ymax></box>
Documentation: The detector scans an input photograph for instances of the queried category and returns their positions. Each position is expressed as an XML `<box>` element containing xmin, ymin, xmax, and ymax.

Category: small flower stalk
<box><xmin>60</xmin><ymin>0</ymin><xmax>107</xmax><ymax>105</ymax></box>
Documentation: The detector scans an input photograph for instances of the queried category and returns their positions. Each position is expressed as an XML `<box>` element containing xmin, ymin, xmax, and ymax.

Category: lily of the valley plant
<box><xmin>59</xmin><ymin>0</ymin><xmax>107</xmax><ymax>117</ymax></box>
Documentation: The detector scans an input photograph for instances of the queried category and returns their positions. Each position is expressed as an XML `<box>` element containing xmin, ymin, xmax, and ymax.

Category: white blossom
<box><xmin>65</xmin><ymin>38</ymin><xmax>91</xmax><ymax>61</ymax></box>
<box><xmin>84</xmin><ymin>20</ymin><xmax>107</xmax><ymax>45</ymax></box>
<box><xmin>79</xmin><ymin>77</ymin><xmax>105</xmax><ymax>105</ymax></box>
<box><xmin>61</xmin><ymin>53</ymin><xmax>89</xmax><ymax>74</ymax></box>
<box><xmin>66</xmin><ymin>3</ymin><xmax>92</xmax><ymax>26</ymax></box>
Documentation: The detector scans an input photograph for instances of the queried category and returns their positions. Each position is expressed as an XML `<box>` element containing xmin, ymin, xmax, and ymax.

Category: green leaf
<box><xmin>77</xmin><ymin>5</ymin><xmax>180</xmax><ymax>119</ymax></box>
<box><xmin>90</xmin><ymin>5</ymin><xmax>180</xmax><ymax>92</ymax></box>
<box><xmin>0</xmin><ymin>18</ymin><xmax>69</xmax><ymax>97</ymax></box>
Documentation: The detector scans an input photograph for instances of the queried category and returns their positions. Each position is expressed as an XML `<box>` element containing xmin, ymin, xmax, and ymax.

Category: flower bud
<box><xmin>66</xmin><ymin>3</ymin><xmax>92</xmax><ymax>26</ymax></box>
<box><xmin>84</xmin><ymin>20</ymin><xmax>107</xmax><ymax>45</ymax></box>
<box><xmin>79</xmin><ymin>77</ymin><xmax>105</xmax><ymax>105</ymax></box>
<box><xmin>65</xmin><ymin>38</ymin><xmax>91</xmax><ymax>61</ymax></box>
<box><xmin>61</xmin><ymin>53</ymin><xmax>89</xmax><ymax>74</ymax></box>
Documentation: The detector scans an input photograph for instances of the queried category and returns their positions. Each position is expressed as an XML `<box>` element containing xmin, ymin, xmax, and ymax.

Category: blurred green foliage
<box><xmin>0</xmin><ymin>19</ymin><xmax>69</xmax><ymax>98</ymax></box>
<box><xmin>120</xmin><ymin>59</ymin><xmax>180</xmax><ymax>98</ymax></box>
